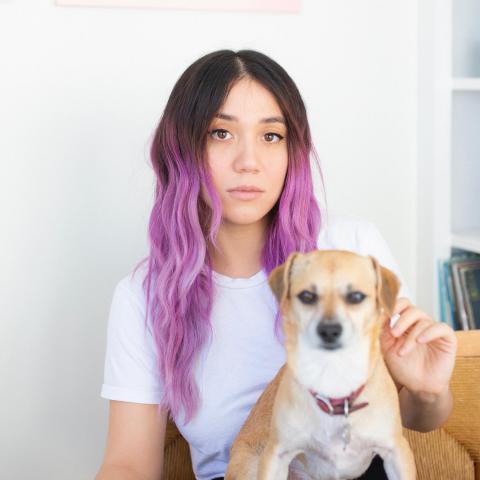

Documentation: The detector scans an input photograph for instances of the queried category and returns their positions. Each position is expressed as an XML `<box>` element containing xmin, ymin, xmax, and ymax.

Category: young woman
<box><xmin>96</xmin><ymin>50</ymin><xmax>457</xmax><ymax>480</ymax></box>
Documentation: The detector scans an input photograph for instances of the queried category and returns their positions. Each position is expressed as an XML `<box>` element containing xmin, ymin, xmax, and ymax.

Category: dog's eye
<box><xmin>297</xmin><ymin>290</ymin><xmax>317</xmax><ymax>304</ymax></box>
<box><xmin>346</xmin><ymin>291</ymin><xmax>366</xmax><ymax>304</ymax></box>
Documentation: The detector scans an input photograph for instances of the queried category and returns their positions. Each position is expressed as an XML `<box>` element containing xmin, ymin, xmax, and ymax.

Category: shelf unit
<box><xmin>451</xmin><ymin>230</ymin><xmax>480</xmax><ymax>254</ymax></box>
<box><xmin>425</xmin><ymin>0</ymin><xmax>480</xmax><ymax>326</ymax></box>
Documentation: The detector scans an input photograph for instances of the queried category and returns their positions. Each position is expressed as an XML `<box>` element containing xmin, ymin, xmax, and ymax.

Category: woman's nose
<box><xmin>233</xmin><ymin>138</ymin><xmax>261</xmax><ymax>172</ymax></box>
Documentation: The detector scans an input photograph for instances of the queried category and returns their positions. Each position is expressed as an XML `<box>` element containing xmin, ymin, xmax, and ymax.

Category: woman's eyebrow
<box><xmin>214</xmin><ymin>112</ymin><xmax>286</xmax><ymax>125</ymax></box>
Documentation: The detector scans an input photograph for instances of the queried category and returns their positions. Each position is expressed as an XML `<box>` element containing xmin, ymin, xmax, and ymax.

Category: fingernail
<box><xmin>390</xmin><ymin>313</ymin><xmax>400</xmax><ymax>328</ymax></box>
<box><xmin>418</xmin><ymin>335</ymin><xmax>426</xmax><ymax>342</ymax></box>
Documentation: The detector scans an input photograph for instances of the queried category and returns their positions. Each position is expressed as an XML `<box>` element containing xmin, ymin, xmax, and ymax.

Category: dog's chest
<box><xmin>288</xmin><ymin>416</ymin><xmax>377</xmax><ymax>479</ymax></box>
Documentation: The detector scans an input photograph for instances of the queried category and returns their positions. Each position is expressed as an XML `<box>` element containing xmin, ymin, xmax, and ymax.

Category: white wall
<box><xmin>0</xmin><ymin>0</ymin><xmax>417</xmax><ymax>478</ymax></box>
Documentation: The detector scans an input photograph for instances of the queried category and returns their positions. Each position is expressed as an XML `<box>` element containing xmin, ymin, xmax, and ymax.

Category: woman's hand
<box><xmin>379</xmin><ymin>297</ymin><xmax>458</xmax><ymax>399</ymax></box>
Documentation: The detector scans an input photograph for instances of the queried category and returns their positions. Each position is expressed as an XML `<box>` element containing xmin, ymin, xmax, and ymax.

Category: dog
<box><xmin>225</xmin><ymin>249</ymin><xmax>416</xmax><ymax>480</ymax></box>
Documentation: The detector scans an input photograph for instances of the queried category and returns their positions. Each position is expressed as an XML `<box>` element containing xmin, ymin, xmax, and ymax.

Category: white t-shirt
<box><xmin>100</xmin><ymin>213</ymin><xmax>413</xmax><ymax>480</ymax></box>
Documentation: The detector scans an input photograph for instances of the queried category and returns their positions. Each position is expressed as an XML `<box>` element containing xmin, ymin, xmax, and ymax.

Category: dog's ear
<box><xmin>268</xmin><ymin>252</ymin><xmax>300</xmax><ymax>306</ymax></box>
<box><xmin>369</xmin><ymin>255</ymin><xmax>401</xmax><ymax>317</ymax></box>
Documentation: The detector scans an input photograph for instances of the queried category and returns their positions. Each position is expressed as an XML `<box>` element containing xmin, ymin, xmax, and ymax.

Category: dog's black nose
<box><xmin>316</xmin><ymin>322</ymin><xmax>343</xmax><ymax>344</ymax></box>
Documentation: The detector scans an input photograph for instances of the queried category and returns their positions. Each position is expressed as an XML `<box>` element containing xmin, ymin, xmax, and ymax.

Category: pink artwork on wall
<box><xmin>55</xmin><ymin>0</ymin><xmax>302</xmax><ymax>13</ymax></box>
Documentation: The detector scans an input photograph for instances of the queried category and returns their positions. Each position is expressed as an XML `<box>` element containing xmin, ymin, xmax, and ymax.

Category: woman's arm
<box><xmin>397</xmin><ymin>384</ymin><xmax>453</xmax><ymax>432</ymax></box>
<box><xmin>380</xmin><ymin>297</ymin><xmax>458</xmax><ymax>433</ymax></box>
<box><xmin>96</xmin><ymin>401</ymin><xmax>167</xmax><ymax>480</ymax></box>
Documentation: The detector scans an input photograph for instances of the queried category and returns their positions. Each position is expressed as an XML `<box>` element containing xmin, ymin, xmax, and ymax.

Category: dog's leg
<box><xmin>257</xmin><ymin>440</ymin><xmax>302</xmax><ymax>480</ymax></box>
<box><xmin>224</xmin><ymin>447</ymin><xmax>260</xmax><ymax>480</ymax></box>
<box><xmin>380</xmin><ymin>437</ymin><xmax>416</xmax><ymax>480</ymax></box>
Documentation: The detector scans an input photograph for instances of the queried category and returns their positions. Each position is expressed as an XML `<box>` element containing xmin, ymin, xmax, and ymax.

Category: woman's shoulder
<box><xmin>317</xmin><ymin>211</ymin><xmax>414</xmax><ymax>301</ymax></box>
<box><xmin>317</xmin><ymin>212</ymin><xmax>377</xmax><ymax>252</ymax></box>
<box><xmin>114</xmin><ymin>261</ymin><xmax>149</xmax><ymax>309</ymax></box>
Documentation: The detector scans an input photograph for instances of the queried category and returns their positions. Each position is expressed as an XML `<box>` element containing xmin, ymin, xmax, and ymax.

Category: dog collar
<box><xmin>309</xmin><ymin>384</ymin><xmax>369</xmax><ymax>416</ymax></box>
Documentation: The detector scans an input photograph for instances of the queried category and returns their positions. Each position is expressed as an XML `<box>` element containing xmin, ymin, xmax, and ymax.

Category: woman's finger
<box><xmin>416</xmin><ymin>323</ymin><xmax>458</xmax><ymax>352</ymax></box>
<box><xmin>397</xmin><ymin>318</ymin><xmax>433</xmax><ymax>356</ymax></box>
<box><xmin>390</xmin><ymin>306</ymin><xmax>431</xmax><ymax>338</ymax></box>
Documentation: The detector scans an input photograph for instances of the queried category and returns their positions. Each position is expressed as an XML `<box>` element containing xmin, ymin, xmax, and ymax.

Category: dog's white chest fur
<box><xmin>287</xmin><ymin>421</ymin><xmax>377</xmax><ymax>480</ymax></box>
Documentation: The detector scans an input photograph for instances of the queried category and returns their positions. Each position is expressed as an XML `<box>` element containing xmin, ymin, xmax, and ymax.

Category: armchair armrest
<box><xmin>404</xmin><ymin>329</ymin><xmax>480</xmax><ymax>480</ymax></box>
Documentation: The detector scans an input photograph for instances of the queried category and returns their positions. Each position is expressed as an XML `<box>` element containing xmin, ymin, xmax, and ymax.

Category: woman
<box><xmin>97</xmin><ymin>50</ymin><xmax>457</xmax><ymax>480</ymax></box>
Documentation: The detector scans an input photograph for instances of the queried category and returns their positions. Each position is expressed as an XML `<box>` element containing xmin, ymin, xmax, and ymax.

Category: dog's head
<box><xmin>268</xmin><ymin>250</ymin><xmax>400</xmax><ymax>352</ymax></box>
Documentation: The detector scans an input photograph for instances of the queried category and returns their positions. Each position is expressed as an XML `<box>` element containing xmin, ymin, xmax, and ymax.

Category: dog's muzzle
<box><xmin>316</xmin><ymin>321</ymin><xmax>343</xmax><ymax>349</ymax></box>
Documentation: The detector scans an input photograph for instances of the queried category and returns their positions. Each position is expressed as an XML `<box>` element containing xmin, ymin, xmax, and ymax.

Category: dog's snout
<box><xmin>316</xmin><ymin>322</ymin><xmax>343</xmax><ymax>344</ymax></box>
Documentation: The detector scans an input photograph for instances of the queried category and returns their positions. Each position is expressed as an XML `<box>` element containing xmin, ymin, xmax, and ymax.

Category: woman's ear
<box><xmin>268</xmin><ymin>252</ymin><xmax>300</xmax><ymax>306</ymax></box>
<box><xmin>368</xmin><ymin>255</ymin><xmax>401</xmax><ymax>317</ymax></box>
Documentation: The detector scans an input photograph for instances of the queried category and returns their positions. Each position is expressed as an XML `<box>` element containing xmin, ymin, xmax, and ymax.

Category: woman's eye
<box><xmin>208</xmin><ymin>129</ymin><xmax>284</xmax><ymax>143</ymax></box>
<box><xmin>264</xmin><ymin>132</ymin><xmax>284</xmax><ymax>143</ymax></box>
<box><xmin>346</xmin><ymin>291</ymin><xmax>366</xmax><ymax>304</ymax></box>
<box><xmin>209</xmin><ymin>129</ymin><xmax>232</xmax><ymax>140</ymax></box>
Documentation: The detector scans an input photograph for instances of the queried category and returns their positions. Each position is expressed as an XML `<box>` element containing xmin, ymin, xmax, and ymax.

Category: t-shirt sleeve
<box><xmin>100</xmin><ymin>277</ymin><xmax>164</xmax><ymax>404</ymax></box>
<box><xmin>357</xmin><ymin>221</ymin><xmax>415</xmax><ymax>303</ymax></box>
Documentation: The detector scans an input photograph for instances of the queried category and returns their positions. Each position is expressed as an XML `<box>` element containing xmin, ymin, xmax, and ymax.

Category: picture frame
<box><xmin>54</xmin><ymin>0</ymin><xmax>302</xmax><ymax>13</ymax></box>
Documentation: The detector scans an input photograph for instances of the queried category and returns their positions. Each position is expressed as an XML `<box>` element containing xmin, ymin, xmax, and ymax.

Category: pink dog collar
<box><xmin>309</xmin><ymin>384</ymin><xmax>369</xmax><ymax>416</ymax></box>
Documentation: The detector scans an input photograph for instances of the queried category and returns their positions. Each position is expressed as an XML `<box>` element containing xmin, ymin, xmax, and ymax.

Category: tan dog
<box><xmin>225</xmin><ymin>250</ymin><xmax>416</xmax><ymax>480</ymax></box>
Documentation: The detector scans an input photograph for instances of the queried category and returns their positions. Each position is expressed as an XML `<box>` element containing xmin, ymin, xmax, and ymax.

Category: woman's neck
<box><xmin>207</xmin><ymin>217</ymin><xmax>268</xmax><ymax>278</ymax></box>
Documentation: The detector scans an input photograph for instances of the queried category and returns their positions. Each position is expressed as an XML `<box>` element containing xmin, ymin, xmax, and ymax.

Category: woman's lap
<box><xmin>212</xmin><ymin>454</ymin><xmax>388</xmax><ymax>480</ymax></box>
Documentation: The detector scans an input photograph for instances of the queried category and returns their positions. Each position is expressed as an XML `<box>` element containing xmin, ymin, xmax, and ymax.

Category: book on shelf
<box><xmin>438</xmin><ymin>248</ymin><xmax>480</xmax><ymax>330</ymax></box>
<box><xmin>459</xmin><ymin>263</ymin><xmax>480</xmax><ymax>329</ymax></box>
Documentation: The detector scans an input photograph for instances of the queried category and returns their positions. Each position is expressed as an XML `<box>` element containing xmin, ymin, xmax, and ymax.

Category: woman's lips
<box><xmin>228</xmin><ymin>190</ymin><xmax>264</xmax><ymax>200</ymax></box>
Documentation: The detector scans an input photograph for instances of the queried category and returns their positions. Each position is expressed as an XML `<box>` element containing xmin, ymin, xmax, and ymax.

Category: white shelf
<box><xmin>451</xmin><ymin>230</ymin><xmax>480</xmax><ymax>254</ymax></box>
<box><xmin>452</xmin><ymin>78</ymin><xmax>480</xmax><ymax>91</ymax></box>
<box><xmin>424</xmin><ymin>0</ymin><xmax>480</xmax><ymax>324</ymax></box>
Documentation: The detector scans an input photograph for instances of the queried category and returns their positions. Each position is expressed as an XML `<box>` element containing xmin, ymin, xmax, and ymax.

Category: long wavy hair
<box><xmin>132</xmin><ymin>49</ymin><xmax>326</xmax><ymax>424</ymax></box>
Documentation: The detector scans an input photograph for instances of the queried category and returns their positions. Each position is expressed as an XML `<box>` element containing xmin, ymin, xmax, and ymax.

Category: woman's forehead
<box><xmin>217</xmin><ymin>78</ymin><xmax>284</xmax><ymax>121</ymax></box>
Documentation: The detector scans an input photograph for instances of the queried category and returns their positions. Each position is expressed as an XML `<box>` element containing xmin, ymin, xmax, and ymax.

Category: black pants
<box><xmin>211</xmin><ymin>454</ymin><xmax>388</xmax><ymax>479</ymax></box>
<box><xmin>354</xmin><ymin>454</ymin><xmax>388</xmax><ymax>479</ymax></box>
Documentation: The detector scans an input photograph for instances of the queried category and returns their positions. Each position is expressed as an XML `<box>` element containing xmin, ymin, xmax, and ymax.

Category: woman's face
<box><xmin>203</xmin><ymin>77</ymin><xmax>288</xmax><ymax>226</ymax></box>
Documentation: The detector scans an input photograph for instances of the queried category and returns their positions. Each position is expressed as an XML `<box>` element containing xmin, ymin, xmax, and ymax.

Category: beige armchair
<box><xmin>163</xmin><ymin>330</ymin><xmax>480</xmax><ymax>479</ymax></box>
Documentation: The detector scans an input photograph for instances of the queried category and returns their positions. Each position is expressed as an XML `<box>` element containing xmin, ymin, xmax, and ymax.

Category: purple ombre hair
<box><xmin>132</xmin><ymin>49</ymin><xmax>327</xmax><ymax>424</ymax></box>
